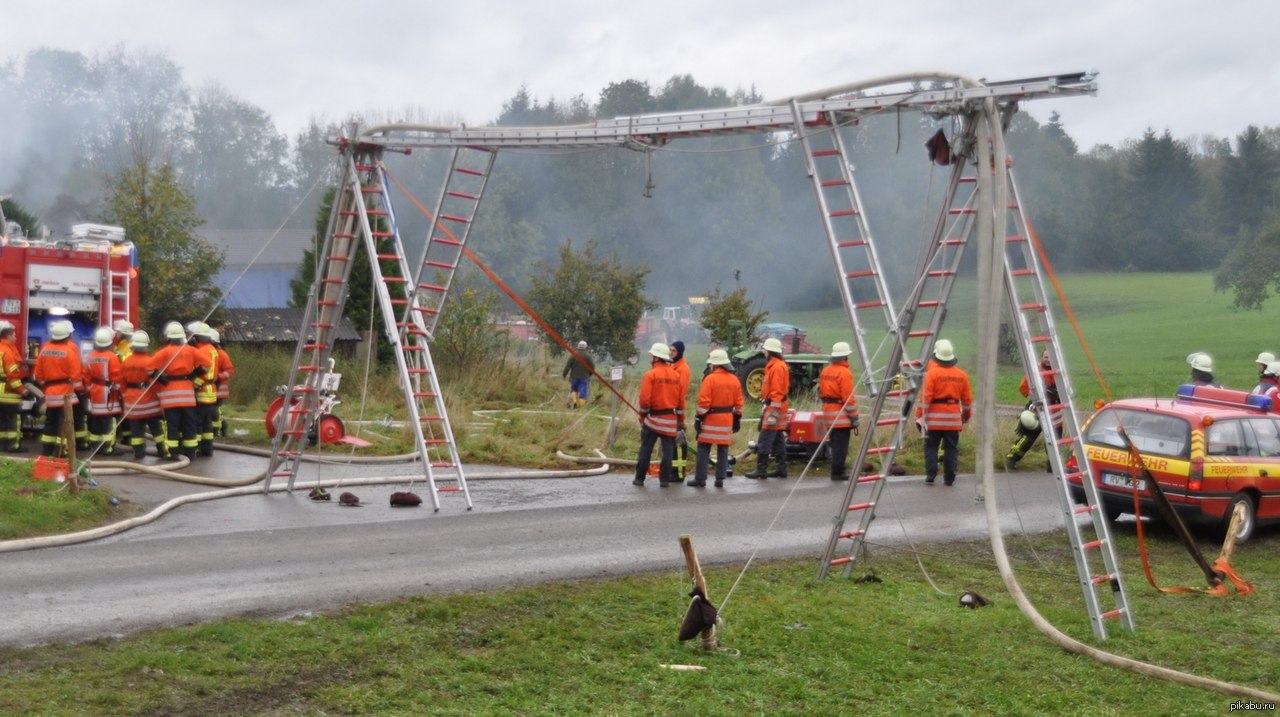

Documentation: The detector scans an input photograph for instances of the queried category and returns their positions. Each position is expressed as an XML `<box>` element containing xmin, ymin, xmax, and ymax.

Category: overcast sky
<box><xmin>8</xmin><ymin>0</ymin><xmax>1278</xmax><ymax>151</ymax></box>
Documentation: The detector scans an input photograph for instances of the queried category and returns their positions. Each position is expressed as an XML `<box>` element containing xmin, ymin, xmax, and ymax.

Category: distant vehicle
<box><xmin>1067</xmin><ymin>384</ymin><xmax>1280</xmax><ymax>542</ymax></box>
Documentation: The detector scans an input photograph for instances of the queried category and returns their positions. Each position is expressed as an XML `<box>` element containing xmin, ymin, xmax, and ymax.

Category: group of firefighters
<box><xmin>1</xmin><ymin>316</ymin><xmax>235</xmax><ymax>461</ymax></box>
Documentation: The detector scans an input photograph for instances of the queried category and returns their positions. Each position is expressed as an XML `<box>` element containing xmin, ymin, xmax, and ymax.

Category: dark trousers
<box><xmin>129</xmin><ymin>416</ymin><xmax>168</xmax><ymax>458</ymax></box>
<box><xmin>695</xmin><ymin>442</ymin><xmax>729</xmax><ymax>483</ymax></box>
<box><xmin>164</xmin><ymin>406</ymin><xmax>199</xmax><ymax>459</ymax></box>
<box><xmin>924</xmin><ymin>429</ymin><xmax>961</xmax><ymax>482</ymax></box>
<box><xmin>0</xmin><ymin>402</ymin><xmax>20</xmax><ymax>450</ymax></box>
<box><xmin>635</xmin><ymin>425</ymin><xmax>674</xmax><ymax>484</ymax></box>
<box><xmin>828</xmin><ymin>426</ymin><xmax>851</xmax><ymax>478</ymax></box>
<box><xmin>757</xmin><ymin>428</ymin><xmax>786</xmax><ymax>462</ymax></box>
<box><xmin>196</xmin><ymin>402</ymin><xmax>217</xmax><ymax>455</ymax></box>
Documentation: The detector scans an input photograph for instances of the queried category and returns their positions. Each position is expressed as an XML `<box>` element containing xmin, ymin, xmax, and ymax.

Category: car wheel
<box><xmin>1100</xmin><ymin>502</ymin><xmax>1124</xmax><ymax>523</ymax></box>
<box><xmin>739</xmin><ymin>356</ymin><xmax>767</xmax><ymax>400</ymax></box>
<box><xmin>1222</xmin><ymin>493</ymin><xmax>1257</xmax><ymax>544</ymax></box>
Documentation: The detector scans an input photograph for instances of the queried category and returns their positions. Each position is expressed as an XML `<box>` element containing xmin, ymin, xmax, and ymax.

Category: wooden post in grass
<box><xmin>679</xmin><ymin>534</ymin><xmax>718</xmax><ymax>651</ymax></box>
<box><xmin>62</xmin><ymin>401</ymin><xmax>78</xmax><ymax>494</ymax></box>
<box><xmin>1219</xmin><ymin>502</ymin><xmax>1245</xmax><ymax>564</ymax></box>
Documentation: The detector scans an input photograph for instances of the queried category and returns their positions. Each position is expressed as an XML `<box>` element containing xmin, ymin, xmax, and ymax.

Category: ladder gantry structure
<box><xmin>277</xmin><ymin>74</ymin><xmax>1129</xmax><ymax>632</ymax></box>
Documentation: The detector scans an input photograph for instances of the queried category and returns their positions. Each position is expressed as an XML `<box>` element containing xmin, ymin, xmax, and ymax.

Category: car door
<box><xmin>1244</xmin><ymin>417</ymin><xmax>1280</xmax><ymax>520</ymax></box>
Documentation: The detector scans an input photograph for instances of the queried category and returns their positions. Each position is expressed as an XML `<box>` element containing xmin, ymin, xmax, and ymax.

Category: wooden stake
<box><xmin>678</xmin><ymin>534</ymin><xmax>718</xmax><ymax>651</ymax></box>
<box><xmin>1219</xmin><ymin>502</ymin><xmax>1245</xmax><ymax>565</ymax></box>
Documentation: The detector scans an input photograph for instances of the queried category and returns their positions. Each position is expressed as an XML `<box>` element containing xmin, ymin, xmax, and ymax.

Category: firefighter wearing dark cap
<box><xmin>34</xmin><ymin>320</ymin><xmax>84</xmax><ymax>456</ymax></box>
<box><xmin>0</xmin><ymin>320</ymin><xmax>27</xmax><ymax>452</ymax></box>
<box><xmin>84</xmin><ymin>326</ymin><xmax>125</xmax><ymax>456</ymax></box>
<box><xmin>149</xmin><ymin>321</ymin><xmax>201</xmax><ymax>460</ymax></box>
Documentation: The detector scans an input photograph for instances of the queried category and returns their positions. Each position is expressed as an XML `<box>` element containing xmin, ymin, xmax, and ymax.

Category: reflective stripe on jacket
<box><xmin>761</xmin><ymin>356</ymin><xmax>790</xmax><ymax>430</ymax></box>
<box><xmin>696</xmin><ymin>367</ymin><xmax>743</xmax><ymax>445</ymax></box>
<box><xmin>35</xmin><ymin>339</ymin><xmax>84</xmax><ymax>408</ymax></box>
<box><xmin>148</xmin><ymin>343</ymin><xmax>198</xmax><ymax>409</ymax></box>
<box><xmin>193</xmin><ymin>343</ymin><xmax>218</xmax><ymax>405</ymax></box>
<box><xmin>640</xmin><ymin>361</ymin><xmax>683</xmax><ymax>437</ymax></box>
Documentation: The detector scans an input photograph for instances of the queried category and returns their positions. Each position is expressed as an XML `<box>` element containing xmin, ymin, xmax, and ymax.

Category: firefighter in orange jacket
<box><xmin>745</xmin><ymin>337</ymin><xmax>790</xmax><ymax>479</ymax></box>
<box><xmin>917</xmin><ymin>339</ymin><xmax>973</xmax><ymax>486</ymax></box>
<box><xmin>689</xmin><ymin>349</ymin><xmax>743</xmax><ymax>487</ymax></box>
<box><xmin>120</xmin><ymin>330</ymin><xmax>168</xmax><ymax>460</ymax></box>
<box><xmin>34</xmin><ymin>320</ymin><xmax>85</xmax><ymax>456</ymax></box>
<box><xmin>0</xmin><ymin>320</ymin><xmax>28</xmax><ymax>452</ymax></box>
<box><xmin>84</xmin><ymin>326</ymin><xmax>125</xmax><ymax>456</ymax></box>
<box><xmin>188</xmin><ymin>322</ymin><xmax>219</xmax><ymax>456</ymax></box>
<box><xmin>1005</xmin><ymin>349</ymin><xmax>1062</xmax><ymax>470</ymax></box>
<box><xmin>149</xmin><ymin>321</ymin><xmax>201</xmax><ymax>460</ymax></box>
<box><xmin>633</xmin><ymin>342</ymin><xmax>682</xmax><ymax>487</ymax></box>
<box><xmin>818</xmin><ymin>341</ymin><xmax>860</xmax><ymax>481</ymax></box>
<box><xmin>210</xmin><ymin>328</ymin><xmax>234</xmax><ymax>437</ymax></box>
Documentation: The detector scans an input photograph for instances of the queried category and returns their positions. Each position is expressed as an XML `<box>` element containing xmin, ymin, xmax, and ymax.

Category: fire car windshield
<box><xmin>1084</xmin><ymin>408</ymin><xmax>1190</xmax><ymax>459</ymax></box>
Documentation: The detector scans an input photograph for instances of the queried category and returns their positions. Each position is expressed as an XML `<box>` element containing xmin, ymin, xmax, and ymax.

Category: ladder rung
<box><xmin>1019</xmin><ymin>302</ymin><xmax>1045</xmax><ymax>311</ymax></box>
<box><xmin>949</xmin><ymin>208</ymin><xmax>975</xmax><ymax>215</ymax></box>
<box><xmin>432</xmin><ymin>462</ymin><xmax>456</xmax><ymax>469</ymax></box>
<box><xmin>917</xmin><ymin>300</ymin><xmax>940</xmax><ymax>308</ymax></box>
<box><xmin>829</xmin><ymin>209</ymin><xmax>858</xmax><ymax>218</ymax></box>
<box><xmin>1012</xmin><ymin>269</ymin><xmax>1036</xmax><ymax>277</ymax></box>
<box><xmin>425</xmin><ymin>260</ymin><xmax>454</xmax><ymax>269</ymax></box>
<box><xmin>447</xmin><ymin>190</ymin><xmax>478</xmax><ymax>200</ymax></box>
<box><xmin>829</xmin><ymin>556</ymin><xmax>854</xmax><ymax>566</ymax></box>
<box><xmin>856</xmin><ymin>475</ymin><xmax>880</xmax><ymax>484</ymax></box>
<box><xmin>455</xmin><ymin>167</ymin><xmax>485</xmax><ymax>176</ymax></box>
<box><xmin>424</xmin><ymin>438</ymin><xmax>448</xmax><ymax>445</ymax></box>
<box><xmin>1074</xmin><ymin>504</ymin><xmax>1095</xmax><ymax>515</ymax></box>
<box><xmin>1101</xmin><ymin>609</ymin><xmax>1125</xmax><ymax>620</ymax></box>
<box><xmin>372</xmin><ymin>232</ymin><xmax>395</xmax><ymax>239</ymax></box>
<box><xmin>854</xmin><ymin>300</ymin><xmax>883</xmax><ymax>310</ymax></box>
<box><xmin>1006</xmin><ymin>234</ymin><xmax>1027</xmax><ymax>243</ymax></box>
<box><xmin>845</xmin><ymin>270</ymin><xmax>875</xmax><ymax>279</ymax></box>
<box><xmin>835</xmin><ymin>240</ymin><xmax>867</xmax><ymax>248</ymax></box>
<box><xmin>1082</xmin><ymin>539</ymin><xmax>1104</xmax><ymax>551</ymax></box>
<box><xmin>906</xmin><ymin>330</ymin><xmax>934</xmax><ymax>338</ymax></box>
<box><xmin>820</xmin><ymin>179</ymin><xmax>849</xmax><ymax>187</ymax></box>
<box><xmin>418</xmin><ymin>283</ymin><xmax>446</xmax><ymax>293</ymax></box>
<box><xmin>926</xmin><ymin>270</ymin><xmax>955</xmax><ymax>278</ymax></box>
<box><xmin>1091</xmin><ymin>573</ymin><xmax>1116</xmax><ymax>585</ymax></box>
<box><xmin>812</xmin><ymin>149</ymin><xmax>840</xmax><ymax>157</ymax></box>
<box><xmin>838</xmin><ymin>530</ymin><xmax>864</xmax><ymax>539</ymax></box>
<box><xmin>867</xmin><ymin>447</ymin><xmax>892</xmax><ymax>456</ymax></box>
<box><xmin>440</xmin><ymin>214</ymin><xmax>470</xmax><ymax>224</ymax></box>
<box><xmin>433</xmin><ymin>236</ymin><xmax>462</xmax><ymax>246</ymax></box>
<box><xmin>876</xmin><ymin>417</ymin><xmax>902</xmax><ymax>427</ymax></box>
<box><xmin>940</xmin><ymin>238</ymin><xmax>965</xmax><ymax>246</ymax></box>
<box><xmin>846</xmin><ymin>501</ymin><xmax>874</xmax><ymax>512</ymax></box>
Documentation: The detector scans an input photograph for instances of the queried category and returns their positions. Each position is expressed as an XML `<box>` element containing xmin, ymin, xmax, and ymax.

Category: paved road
<box><xmin>0</xmin><ymin>451</ymin><xmax>1069</xmax><ymax>647</ymax></box>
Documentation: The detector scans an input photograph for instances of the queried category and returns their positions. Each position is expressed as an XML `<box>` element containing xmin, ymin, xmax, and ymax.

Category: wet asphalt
<box><xmin>0</xmin><ymin>446</ymin><xmax>1070</xmax><ymax>647</ymax></box>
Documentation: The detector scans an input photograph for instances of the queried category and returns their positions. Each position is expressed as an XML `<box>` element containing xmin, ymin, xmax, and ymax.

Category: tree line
<box><xmin>3</xmin><ymin>46</ymin><xmax>1279</xmax><ymax>326</ymax></box>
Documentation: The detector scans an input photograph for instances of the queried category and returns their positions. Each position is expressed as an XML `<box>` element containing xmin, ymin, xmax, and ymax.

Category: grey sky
<box><xmin>9</xmin><ymin>0</ymin><xmax>1278</xmax><ymax>150</ymax></box>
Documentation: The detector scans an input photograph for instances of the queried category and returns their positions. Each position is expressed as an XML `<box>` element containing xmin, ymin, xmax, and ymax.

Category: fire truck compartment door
<box><xmin>28</xmin><ymin>264</ymin><xmax>102</xmax><ymax>312</ymax></box>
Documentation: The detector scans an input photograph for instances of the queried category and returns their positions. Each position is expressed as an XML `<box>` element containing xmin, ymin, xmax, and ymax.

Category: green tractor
<box><xmin>726</xmin><ymin>322</ymin><xmax>828</xmax><ymax>400</ymax></box>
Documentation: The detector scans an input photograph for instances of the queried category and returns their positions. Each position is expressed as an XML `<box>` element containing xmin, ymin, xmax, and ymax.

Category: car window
<box><xmin>1085</xmin><ymin>408</ymin><xmax>1190</xmax><ymax>458</ymax></box>
<box><xmin>1206</xmin><ymin>420</ymin><xmax>1248</xmax><ymax>457</ymax></box>
<box><xmin>1247</xmin><ymin>418</ymin><xmax>1280</xmax><ymax>457</ymax></box>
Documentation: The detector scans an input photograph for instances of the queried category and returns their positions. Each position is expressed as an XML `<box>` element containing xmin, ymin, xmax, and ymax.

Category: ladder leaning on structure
<box><xmin>815</xmin><ymin>108</ymin><xmax>1134</xmax><ymax>638</ymax></box>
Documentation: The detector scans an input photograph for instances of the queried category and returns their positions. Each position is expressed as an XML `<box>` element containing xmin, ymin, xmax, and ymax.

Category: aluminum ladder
<box><xmin>1000</xmin><ymin>161</ymin><xmax>1134</xmax><ymax>638</ymax></box>
<box><xmin>817</xmin><ymin>113</ymin><xmax>983</xmax><ymax>580</ymax></box>
<box><xmin>104</xmin><ymin>269</ymin><xmax>131</xmax><ymax>329</ymax></box>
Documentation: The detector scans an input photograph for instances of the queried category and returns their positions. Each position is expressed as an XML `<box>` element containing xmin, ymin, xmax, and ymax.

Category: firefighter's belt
<box><xmin>704</xmin><ymin>406</ymin><xmax>735</xmax><ymax>415</ymax></box>
<box><xmin>821</xmin><ymin>398</ymin><xmax>846</xmax><ymax>405</ymax></box>
<box><xmin>41</xmin><ymin>378</ymin><xmax>71</xmax><ymax>386</ymax></box>
<box><xmin>646</xmin><ymin>408</ymin><xmax>676</xmax><ymax>416</ymax></box>
<box><xmin>933</xmin><ymin>398</ymin><xmax>960</xmax><ymax>404</ymax></box>
<box><xmin>90</xmin><ymin>378</ymin><xmax>110</xmax><ymax>386</ymax></box>
<box><xmin>126</xmin><ymin>382</ymin><xmax>147</xmax><ymax>389</ymax></box>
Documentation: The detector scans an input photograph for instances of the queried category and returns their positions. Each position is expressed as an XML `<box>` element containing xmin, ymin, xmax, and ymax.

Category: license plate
<box><xmin>1101</xmin><ymin>471</ymin><xmax>1146</xmax><ymax>491</ymax></box>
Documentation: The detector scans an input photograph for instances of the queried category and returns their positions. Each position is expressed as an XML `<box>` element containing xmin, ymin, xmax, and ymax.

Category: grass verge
<box><xmin>0</xmin><ymin>530</ymin><xmax>1274</xmax><ymax>715</ymax></box>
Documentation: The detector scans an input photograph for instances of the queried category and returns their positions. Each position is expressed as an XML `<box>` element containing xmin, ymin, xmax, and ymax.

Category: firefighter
<box><xmin>818</xmin><ymin>341</ymin><xmax>860</xmax><ymax>481</ymax></box>
<box><xmin>1261</xmin><ymin>362</ymin><xmax>1280</xmax><ymax>406</ymax></box>
<box><xmin>917</xmin><ymin>339</ymin><xmax>973</xmax><ymax>486</ymax></box>
<box><xmin>745</xmin><ymin>337</ymin><xmax>790</xmax><ymax>479</ymax></box>
<box><xmin>210</xmin><ymin>329</ymin><xmax>234</xmax><ymax>437</ymax></box>
<box><xmin>1187</xmin><ymin>352</ymin><xmax>1221</xmax><ymax>388</ymax></box>
<box><xmin>633</xmin><ymin>342</ymin><xmax>681</xmax><ymax>487</ymax></box>
<box><xmin>112</xmin><ymin>320</ymin><xmax>135</xmax><ymax>448</ymax></box>
<box><xmin>120</xmin><ymin>330</ymin><xmax>168</xmax><ymax>459</ymax></box>
<box><xmin>1251</xmin><ymin>352</ymin><xmax>1275</xmax><ymax>395</ymax></box>
<box><xmin>0</xmin><ymin>320</ymin><xmax>28</xmax><ymax>452</ymax></box>
<box><xmin>188</xmin><ymin>322</ymin><xmax>219</xmax><ymax>456</ymax></box>
<box><xmin>149</xmin><ymin>321</ymin><xmax>200</xmax><ymax>460</ymax></box>
<box><xmin>84</xmin><ymin>326</ymin><xmax>125</xmax><ymax>456</ymax></box>
<box><xmin>33</xmin><ymin>320</ymin><xmax>84</xmax><ymax>457</ymax></box>
<box><xmin>689</xmin><ymin>349</ymin><xmax>743</xmax><ymax>488</ymax></box>
<box><xmin>667</xmin><ymin>340</ymin><xmax>691</xmax><ymax>482</ymax></box>
<box><xmin>1005</xmin><ymin>350</ymin><xmax>1062</xmax><ymax>471</ymax></box>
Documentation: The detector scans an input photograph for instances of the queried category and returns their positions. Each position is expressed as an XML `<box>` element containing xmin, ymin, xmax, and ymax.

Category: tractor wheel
<box><xmin>1221</xmin><ymin>492</ymin><xmax>1257</xmax><ymax>544</ymax></box>
<box><xmin>739</xmin><ymin>356</ymin><xmax>767</xmax><ymax>400</ymax></box>
<box><xmin>317</xmin><ymin>414</ymin><xmax>346</xmax><ymax>445</ymax></box>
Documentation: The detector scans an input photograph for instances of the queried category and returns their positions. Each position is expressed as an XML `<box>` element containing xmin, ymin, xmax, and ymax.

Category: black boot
<box><xmin>686</xmin><ymin>478</ymin><xmax>706</xmax><ymax>487</ymax></box>
<box><xmin>767</xmin><ymin>459</ymin><xmax>788</xmax><ymax>478</ymax></box>
<box><xmin>134</xmin><ymin>446</ymin><xmax>146</xmax><ymax>459</ymax></box>
<box><xmin>743</xmin><ymin>456</ymin><xmax>769</xmax><ymax>479</ymax></box>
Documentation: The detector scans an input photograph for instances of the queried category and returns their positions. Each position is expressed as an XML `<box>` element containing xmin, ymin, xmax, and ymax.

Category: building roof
<box><xmin>220</xmin><ymin>307</ymin><xmax>362</xmax><ymax>344</ymax></box>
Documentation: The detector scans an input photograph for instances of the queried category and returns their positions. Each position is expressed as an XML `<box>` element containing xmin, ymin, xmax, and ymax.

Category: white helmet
<box><xmin>1019</xmin><ymin>410</ymin><xmax>1040</xmax><ymax>431</ymax></box>
<box><xmin>193</xmin><ymin>322</ymin><xmax>212</xmax><ymax>340</ymax></box>
<box><xmin>164</xmin><ymin>321</ymin><xmax>186</xmax><ymax>341</ymax></box>
<box><xmin>708</xmin><ymin>348</ymin><xmax>732</xmax><ymax>366</ymax></box>
<box><xmin>131</xmin><ymin>330</ymin><xmax>151</xmax><ymax>349</ymax></box>
<box><xmin>831</xmin><ymin>341</ymin><xmax>852</xmax><ymax>359</ymax></box>
<box><xmin>1187</xmin><ymin>352</ymin><xmax>1213</xmax><ymax>373</ymax></box>
<box><xmin>50</xmin><ymin>320</ymin><xmax>72</xmax><ymax>340</ymax></box>
<box><xmin>648</xmin><ymin>342</ymin><xmax>670</xmax><ymax>360</ymax></box>
<box><xmin>0</xmin><ymin>320</ymin><xmax>13</xmax><ymax>334</ymax></box>
<box><xmin>93</xmin><ymin>326</ymin><xmax>114</xmax><ymax>348</ymax></box>
<box><xmin>763</xmin><ymin>337</ymin><xmax>783</xmax><ymax>354</ymax></box>
<box><xmin>186</xmin><ymin>321</ymin><xmax>201</xmax><ymax>335</ymax></box>
<box><xmin>113</xmin><ymin>319</ymin><xmax>134</xmax><ymax>336</ymax></box>
<box><xmin>576</xmin><ymin>340</ymin><xmax>588</xmax><ymax>350</ymax></box>
<box><xmin>1265</xmin><ymin>362</ymin><xmax>1280</xmax><ymax>379</ymax></box>
<box><xmin>934</xmin><ymin>339</ymin><xmax>955</xmax><ymax>362</ymax></box>
<box><xmin>1257</xmin><ymin>351</ymin><xmax>1275</xmax><ymax>366</ymax></box>
<box><xmin>209</xmin><ymin>328</ymin><xmax>221</xmax><ymax>344</ymax></box>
